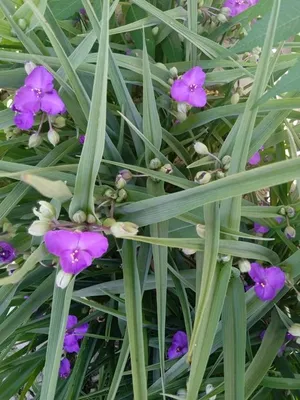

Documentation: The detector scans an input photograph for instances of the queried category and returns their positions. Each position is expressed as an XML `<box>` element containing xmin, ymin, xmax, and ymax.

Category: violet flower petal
<box><xmin>74</xmin><ymin>323</ymin><xmax>89</xmax><ymax>339</ymax></box>
<box><xmin>167</xmin><ymin>331</ymin><xmax>188</xmax><ymax>359</ymax></box>
<box><xmin>181</xmin><ymin>66</ymin><xmax>206</xmax><ymax>87</ymax></box>
<box><xmin>44</xmin><ymin>230</ymin><xmax>81</xmax><ymax>257</ymax></box>
<box><xmin>171</xmin><ymin>80</ymin><xmax>190</xmax><ymax>103</ymax></box>
<box><xmin>40</xmin><ymin>89</ymin><xmax>65</xmax><ymax>115</ymax></box>
<box><xmin>254</xmin><ymin>283</ymin><xmax>276</xmax><ymax>301</ymax></box>
<box><xmin>265</xmin><ymin>267</ymin><xmax>285</xmax><ymax>291</ymax></box>
<box><xmin>25</xmin><ymin>66</ymin><xmax>54</xmax><ymax>92</ymax></box>
<box><xmin>14</xmin><ymin>112</ymin><xmax>34</xmax><ymax>130</ymax></box>
<box><xmin>77</xmin><ymin>232</ymin><xmax>109</xmax><ymax>258</ymax></box>
<box><xmin>64</xmin><ymin>334</ymin><xmax>80</xmax><ymax>353</ymax></box>
<box><xmin>60</xmin><ymin>249</ymin><xmax>93</xmax><ymax>274</ymax></box>
<box><xmin>0</xmin><ymin>242</ymin><xmax>16</xmax><ymax>263</ymax></box>
<box><xmin>249</xmin><ymin>262</ymin><xmax>265</xmax><ymax>283</ymax></box>
<box><xmin>66</xmin><ymin>315</ymin><xmax>78</xmax><ymax>330</ymax></box>
<box><xmin>253</xmin><ymin>223</ymin><xmax>269</xmax><ymax>234</ymax></box>
<box><xmin>13</xmin><ymin>86</ymin><xmax>40</xmax><ymax>114</ymax></box>
<box><xmin>172</xmin><ymin>331</ymin><xmax>188</xmax><ymax>346</ymax></box>
<box><xmin>248</xmin><ymin>151</ymin><xmax>261</xmax><ymax>165</ymax></box>
<box><xmin>187</xmin><ymin>87</ymin><xmax>207</xmax><ymax>108</ymax></box>
<box><xmin>59</xmin><ymin>358</ymin><xmax>71</xmax><ymax>378</ymax></box>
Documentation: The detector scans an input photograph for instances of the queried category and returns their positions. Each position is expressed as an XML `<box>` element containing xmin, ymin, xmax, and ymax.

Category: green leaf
<box><xmin>21</xmin><ymin>174</ymin><xmax>72</xmax><ymax>202</ymax></box>
<box><xmin>49</xmin><ymin>0</ymin><xmax>83</xmax><ymax>19</ymax></box>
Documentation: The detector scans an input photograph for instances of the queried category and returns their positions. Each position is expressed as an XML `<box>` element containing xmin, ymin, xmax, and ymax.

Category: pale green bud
<box><xmin>221</xmin><ymin>7</ymin><xmax>231</xmax><ymax>17</ymax></box>
<box><xmin>155</xmin><ymin>63</ymin><xmax>168</xmax><ymax>71</ymax></box>
<box><xmin>33</xmin><ymin>201</ymin><xmax>56</xmax><ymax>220</ymax></box>
<box><xmin>149</xmin><ymin>158</ymin><xmax>162</xmax><ymax>170</ymax></box>
<box><xmin>110</xmin><ymin>221</ymin><xmax>139</xmax><ymax>237</ymax></box>
<box><xmin>169</xmin><ymin>66</ymin><xmax>178</xmax><ymax>78</ymax></box>
<box><xmin>56</xmin><ymin>270</ymin><xmax>73</xmax><ymax>289</ymax></box>
<box><xmin>286</xmin><ymin>206</ymin><xmax>295</xmax><ymax>218</ymax></box>
<box><xmin>119</xmin><ymin>169</ymin><xmax>133</xmax><ymax>181</ymax></box>
<box><xmin>28</xmin><ymin>133</ymin><xmax>43</xmax><ymax>148</ymax></box>
<box><xmin>152</xmin><ymin>26</ymin><xmax>159</xmax><ymax>36</ymax></box>
<box><xmin>25</xmin><ymin>61</ymin><xmax>37</xmax><ymax>75</ymax></box>
<box><xmin>216</xmin><ymin>171</ymin><xmax>225</xmax><ymax>179</ymax></box>
<box><xmin>194</xmin><ymin>171</ymin><xmax>211</xmax><ymax>184</ymax></box>
<box><xmin>288</xmin><ymin>323</ymin><xmax>300</xmax><ymax>337</ymax></box>
<box><xmin>177</xmin><ymin>102</ymin><xmax>188</xmax><ymax>114</ymax></box>
<box><xmin>2</xmin><ymin>221</ymin><xmax>13</xmax><ymax>233</ymax></box>
<box><xmin>175</xmin><ymin>111</ymin><xmax>187</xmax><ymax>122</ymax></box>
<box><xmin>222</xmin><ymin>155</ymin><xmax>232</xmax><ymax>166</ymax></box>
<box><xmin>206</xmin><ymin>384</ymin><xmax>216</xmax><ymax>400</ymax></box>
<box><xmin>160</xmin><ymin>164</ymin><xmax>173</xmax><ymax>174</ymax></box>
<box><xmin>47</xmin><ymin>129</ymin><xmax>60</xmax><ymax>146</ymax></box>
<box><xmin>252</xmin><ymin>46</ymin><xmax>262</xmax><ymax>55</ymax></box>
<box><xmin>279</xmin><ymin>207</ymin><xmax>286</xmax><ymax>216</ymax></box>
<box><xmin>285</xmin><ymin>225</ymin><xmax>296</xmax><ymax>239</ymax></box>
<box><xmin>13</xmin><ymin>128</ymin><xmax>21</xmax><ymax>135</ymax></box>
<box><xmin>176</xmin><ymin>388</ymin><xmax>187</xmax><ymax>398</ymax></box>
<box><xmin>194</xmin><ymin>141</ymin><xmax>209</xmax><ymax>155</ymax></box>
<box><xmin>196</xmin><ymin>224</ymin><xmax>205</xmax><ymax>238</ymax></box>
<box><xmin>72</xmin><ymin>210</ymin><xmax>87</xmax><ymax>224</ymax></box>
<box><xmin>231</xmin><ymin>92</ymin><xmax>240</xmax><ymax>105</ymax></box>
<box><xmin>87</xmin><ymin>214</ymin><xmax>96</xmax><ymax>224</ymax></box>
<box><xmin>182</xmin><ymin>248</ymin><xmax>196</xmax><ymax>256</ymax></box>
<box><xmin>104</xmin><ymin>189</ymin><xmax>118</xmax><ymax>199</ymax></box>
<box><xmin>168</xmin><ymin>78</ymin><xmax>174</xmax><ymax>85</ymax></box>
<box><xmin>218</xmin><ymin>254</ymin><xmax>231</xmax><ymax>263</ymax></box>
<box><xmin>217</xmin><ymin>13</ymin><xmax>227</xmax><ymax>23</ymax></box>
<box><xmin>238</xmin><ymin>259</ymin><xmax>251</xmax><ymax>273</ymax></box>
<box><xmin>54</xmin><ymin>116</ymin><xmax>66</xmax><ymax>128</ymax></box>
<box><xmin>116</xmin><ymin>188</ymin><xmax>128</xmax><ymax>203</ymax></box>
<box><xmin>103</xmin><ymin>218</ymin><xmax>116</xmax><ymax>227</ymax></box>
<box><xmin>28</xmin><ymin>220</ymin><xmax>51</xmax><ymax>236</ymax></box>
<box><xmin>115</xmin><ymin>175</ymin><xmax>127</xmax><ymax>189</ymax></box>
<box><xmin>18</xmin><ymin>18</ymin><xmax>27</xmax><ymax>30</ymax></box>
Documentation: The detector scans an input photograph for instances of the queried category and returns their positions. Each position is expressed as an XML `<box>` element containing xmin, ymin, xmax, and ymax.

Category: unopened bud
<box><xmin>28</xmin><ymin>133</ymin><xmax>43</xmax><ymax>148</ymax></box>
<box><xmin>155</xmin><ymin>63</ymin><xmax>168</xmax><ymax>71</ymax></box>
<box><xmin>288</xmin><ymin>323</ymin><xmax>300</xmax><ymax>337</ymax></box>
<box><xmin>110</xmin><ymin>221</ymin><xmax>139</xmax><ymax>237</ymax></box>
<box><xmin>222</xmin><ymin>155</ymin><xmax>231</xmax><ymax>166</ymax></box>
<box><xmin>285</xmin><ymin>226</ymin><xmax>296</xmax><ymax>239</ymax></box>
<box><xmin>216</xmin><ymin>171</ymin><xmax>225</xmax><ymax>179</ymax></box>
<box><xmin>177</xmin><ymin>102</ymin><xmax>188</xmax><ymax>114</ymax></box>
<box><xmin>24</xmin><ymin>62</ymin><xmax>37</xmax><ymax>75</ymax></box>
<box><xmin>297</xmin><ymin>293</ymin><xmax>300</xmax><ymax>302</ymax></box>
<box><xmin>149</xmin><ymin>158</ymin><xmax>162</xmax><ymax>170</ymax></box>
<box><xmin>194</xmin><ymin>142</ymin><xmax>209</xmax><ymax>155</ymax></box>
<box><xmin>196</xmin><ymin>224</ymin><xmax>205</xmax><ymax>238</ymax></box>
<box><xmin>152</xmin><ymin>26</ymin><xmax>159</xmax><ymax>36</ymax></box>
<box><xmin>182</xmin><ymin>248</ymin><xmax>197</xmax><ymax>256</ymax></box>
<box><xmin>169</xmin><ymin>66</ymin><xmax>178</xmax><ymax>78</ymax></box>
<box><xmin>119</xmin><ymin>169</ymin><xmax>133</xmax><ymax>181</ymax></box>
<box><xmin>87</xmin><ymin>214</ymin><xmax>96</xmax><ymax>224</ymax></box>
<box><xmin>176</xmin><ymin>388</ymin><xmax>187</xmax><ymax>398</ymax></box>
<box><xmin>231</xmin><ymin>92</ymin><xmax>240</xmax><ymax>105</ymax></box>
<box><xmin>72</xmin><ymin>210</ymin><xmax>87</xmax><ymax>224</ymax></box>
<box><xmin>279</xmin><ymin>207</ymin><xmax>286</xmax><ymax>216</ymax></box>
<box><xmin>286</xmin><ymin>206</ymin><xmax>295</xmax><ymax>218</ymax></box>
<box><xmin>47</xmin><ymin>129</ymin><xmax>60</xmax><ymax>146</ymax></box>
<box><xmin>33</xmin><ymin>201</ymin><xmax>56</xmax><ymax>220</ymax></box>
<box><xmin>252</xmin><ymin>46</ymin><xmax>262</xmax><ymax>55</ymax></box>
<box><xmin>218</xmin><ymin>254</ymin><xmax>231</xmax><ymax>263</ymax></box>
<box><xmin>194</xmin><ymin>171</ymin><xmax>211</xmax><ymax>184</ymax></box>
<box><xmin>168</xmin><ymin>78</ymin><xmax>174</xmax><ymax>85</ymax></box>
<box><xmin>104</xmin><ymin>189</ymin><xmax>118</xmax><ymax>199</ymax></box>
<box><xmin>115</xmin><ymin>175</ymin><xmax>126</xmax><ymax>189</ymax></box>
<box><xmin>160</xmin><ymin>164</ymin><xmax>173</xmax><ymax>174</ymax></box>
<box><xmin>221</xmin><ymin>7</ymin><xmax>231</xmax><ymax>17</ymax></box>
<box><xmin>103</xmin><ymin>218</ymin><xmax>116</xmax><ymax>227</ymax></box>
<box><xmin>28</xmin><ymin>220</ymin><xmax>51</xmax><ymax>236</ymax></box>
<box><xmin>217</xmin><ymin>13</ymin><xmax>227</xmax><ymax>23</ymax></box>
<box><xmin>54</xmin><ymin>116</ymin><xmax>66</xmax><ymax>128</ymax></box>
<box><xmin>206</xmin><ymin>384</ymin><xmax>216</xmax><ymax>400</ymax></box>
<box><xmin>175</xmin><ymin>111</ymin><xmax>187</xmax><ymax>122</ymax></box>
<box><xmin>18</xmin><ymin>19</ymin><xmax>27</xmax><ymax>30</ymax></box>
<box><xmin>238</xmin><ymin>259</ymin><xmax>251</xmax><ymax>273</ymax></box>
<box><xmin>56</xmin><ymin>270</ymin><xmax>73</xmax><ymax>289</ymax></box>
<box><xmin>116</xmin><ymin>189</ymin><xmax>128</xmax><ymax>203</ymax></box>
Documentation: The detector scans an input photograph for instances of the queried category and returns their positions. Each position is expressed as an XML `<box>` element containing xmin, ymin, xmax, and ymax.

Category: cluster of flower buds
<box><xmin>28</xmin><ymin>201</ymin><xmax>56</xmax><ymax>236</ymax></box>
<box><xmin>217</xmin><ymin>7</ymin><xmax>230</xmax><ymax>23</ymax></box>
<box><xmin>115</xmin><ymin>169</ymin><xmax>132</xmax><ymax>189</ymax></box>
<box><xmin>149</xmin><ymin>158</ymin><xmax>173</xmax><ymax>176</ymax></box>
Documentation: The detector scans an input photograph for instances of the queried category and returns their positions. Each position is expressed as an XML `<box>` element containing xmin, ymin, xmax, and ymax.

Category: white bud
<box><xmin>177</xmin><ymin>102</ymin><xmax>188</xmax><ymax>114</ymax></box>
<box><xmin>221</xmin><ymin>7</ymin><xmax>231</xmax><ymax>17</ymax></box>
<box><xmin>176</xmin><ymin>388</ymin><xmax>187</xmax><ymax>398</ymax></box>
<box><xmin>110</xmin><ymin>222</ymin><xmax>139</xmax><ymax>238</ymax></box>
<box><xmin>28</xmin><ymin>133</ymin><xmax>43</xmax><ymax>148</ymax></box>
<box><xmin>217</xmin><ymin>13</ymin><xmax>227</xmax><ymax>23</ymax></box>
<box><xmin>169</xmin><ymin>66</ymin><xmax>178</xmax><ymax>78</ymax></box>
<box><xmin>54</xmin><ymin>116</ymin><xmax>66</xmax><ymax>128</ymax></box>
<box><xmin>87</xmin><ymin>214</ymin><xmax>96</xmax><ymax>224</ymax></box>
<box><xmin>168</xmin><ymin>78</ymin><xmax>174</xmax><ymax>85</ymax></box>
<box><xmin>285</xmin><ymin>226</ymin><xmax>296</xmax><ymax>239</ymax></box>
<box><xmin>175</xmin><ymin>111</ymin><xmax>187</xmax><ymax>122</ymax></box>
<box><xmin>72</xmin><ymin>210</ymin><xmax>87</xmax><ymax>224</ymax></box>
<box><xmin>152</xmin><ymin>26</ymin><xmax>159</xmax><ymax>36</ymax></box>
<box><xmin>182</xmin><ymin>248</ymin><xmax>196</xmax><ymax>256</ymax></box>
<box><xmin>47</xmin><ymin>129</ymin><xmax>60</xmax><ymax>146</ymax></box>
<box><xmin>56</xmin><ymin>270</ymin><xmax>73</xmax><ymax>289</ymax></box>
<box><xmin>238</xmin><ymin>259</ymin><xmax>251</xmax><ymax>273</ymax></box>
<box><xmin>296</xmin><ymin>337</ymin><xmax>300</xmax><ymax>345</ymax></box>
<box><xmin>18</xmin><ymin>18</ymin><xmax>27</xmax><ymax>30</ymax></box>
<box><xmin>194</xmin><ymin>171</ymin><xmax>211</xmax><ymax>184</ymax></box>
<box><xmin>37</xmin><ymin>201</ymin><xmax>56</xmax><ymax>219</ymax></box>
<box><xmin>194</xmin><ymin>142</ymin><xmax>209</xmax><ymax>155</ymax></box>
<box><xmin>288</xmin><ymin>323</ymin><xmax>300</xmax><ymax>337</ymax></box>
<box><xmin>206</xmin><ymin>384</ymin><xmax>216</xmax><ymax>400</ymax></box>
<box><xmin>24</xmin><ymin>61</ymin><xmax>37</xmax><ymax>75</ymax></box>
<box><xmin>196</xmin><ymin>224</ymin><xmax>205</xmax><ymax>238</ymax></box>
<box><xmin>231</xmin><ymin>92</ymin><xmax>240</xmax><ymax>105</ymax></box>
<box><xmin>28</xmin><ymin>220</ymin><xmax>51</xmax><ymax>236</ymax></box>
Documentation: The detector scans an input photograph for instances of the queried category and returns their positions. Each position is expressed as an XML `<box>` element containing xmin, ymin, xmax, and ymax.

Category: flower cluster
<box><xmin>249</xmin><ymin>262</ymin><xmax>285</xmax><ymax>301</ymax></box>
<box><xmin>223</xmin><ymin>0</ymin><xmax>259</xmax><ymax>17</ymax></box>
<box><xmin>12</xmin><ymin>66</ymin><xmax>65</xmax><ymax>130</ymax></box>
<box><xmin>168</xmin><ymin>331</ymin><xmax>188</xmax><ymax>359</ymax></box>
<box><xmin>44</xmin><ymin>230</ymin><xmax>109</xmax><ymax>275</ymax></box>
<box><xmin>59</xmin><ymin>315</ymin><xmax>89</xmax><ymax>379</ymax></box>
<box><xmin>170</xmin><ymin>66</ymin><xmax>207</xmax><ymax>108</ymax></box>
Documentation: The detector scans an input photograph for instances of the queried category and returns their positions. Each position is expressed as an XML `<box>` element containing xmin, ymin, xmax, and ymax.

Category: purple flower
<box><xmin>244</xmin><ymin>284</ymin><xmax>253</xmax><ymax>292</ymax></box>
<box><xmin>12</xmin><ymin>66</ymin><xmax>65</xmax><ymax>130</ymax></box>
<box><xmin>79</xmin><ymin>135</ymin><xmax>85</xmax><ymax>145</ymax></box>
<box><xmin>223</xmin><ymin>0</ymin><xmax>259</xmax><ymax>17</ymax></box>
<box><xmin>170</xmin><ymin>67</ymin><xmax>207</xmax><ymax>108</ymax></box>
<box><xmin>59</xmin><ymin>358</ymin><xmax>71</xmax><ymax>378</ymax></box>
<box><xmin>63</xmin><ymin>315</ymin><xmax>89</xmax><ymax>353</ymax></box>
<box><xmin>249</xmin><ymin>262</ymin><xmax>285</xmax><ymax>301</ymax></box>
<box><xmin>253</xmin><ymin>223</ymin><xmax>269</xmax><ymax>234</ymax></box>
<box><xmin>79</xmin><ymin>8</ymin><xmax>86</xmax><ymax>15</ymax></box>
<box><xmin>0</xmin><ymin>242</ymin><xmax>16</xmax><ymax>263</ymax></box>
<box><xmin>248</xmin><ymin>151</ymin><xmax>260</xmax><ymax>166</ymax></box>
<box><xmin>44</xmin><ymin>230</ymin><xmax>109</xmax><ymax>274</ymax></box>
<box><xmin>275</xmin><ymin>216</ymin><xmax>284</xmax><ymax>224</ymax></box>
<box><xmin>168</xmin><ymin>331</ymin><xmax>188</xmax><ymax>359</ymax></box>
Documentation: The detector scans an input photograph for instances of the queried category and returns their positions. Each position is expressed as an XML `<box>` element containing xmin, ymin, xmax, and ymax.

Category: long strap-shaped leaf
<box><xmin>69</xmin><ymin>0</ymin><xmax>109</xmax><ymax>217</ymax></box>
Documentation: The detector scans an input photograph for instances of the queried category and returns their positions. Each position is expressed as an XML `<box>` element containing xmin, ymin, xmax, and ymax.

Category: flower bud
<box><xmin>72</xmin><ymin>210</ymin><xmax>87</xmax><ymax>224</ymax></box>
<box><xmin>279</xmin><ymin>207</ymin><xmax>286</xmax><ymax>216</ymax></box>
<box><xmin>18</xmin><ymin>19</ymin><xmax>27</xmax><ymax>30</ymax></box>
<box><xmin>168</xmin><ymin>78</ymin><xmax>174</xmax><ymax>85</ymax></box>
<box><xmin>169</xmin><ymin>66</ymin><xmax>178</xmax><ymax>78</ymax></box>
<box><xmin>285</xmin><ymin>226</ymin><xmax>296</xmax><ymax>239</ymax></box>
<box><xmin>175</xmin><ymin>111</ymin><xmax>187</xmax><ymax>122</ymax></box>
<box><xmin>115</xmin><ymin>175</ymin><xmax>126</xmax><ymax>189</ymax></box>
<box><xmin>286</xmin><ymin>206</ymin><xmax>295</xmax><ymax>218</ymax></box>
<box><xmin>116</xmin><ymin>189</ymin><xmax>128</xmax><ymax>203</ymax></box>
<box><xmin>160</xmin><ymin>164</ymin><xmax>173</xmax><ymax>174</ymax></box>
<box><xmin>196</xmin><ymin>224</ymin><xmax>205</xmax><ymax>238</ymax></box>
<box><xmin>24</xmin><ymin>61</ymin><xmax>37</xmax><ymax>75</ymax></box>
<box><xmin>56</xmin><ymin>270</ymin><xmax>73</xmax><ymax>289</ymax></box>
<box><xmin>28</xmin><ymin>133</ymin><xmax>43</xmax><ymax>148</ymax></box>
<box><xmin>149</xmin><ymin>158</ymin><xmax>162</xmax><ymax>170</ymax></box>
<box><xmin>36</xmin><ymin>201</ymin><xmax>56</xmax><ymax>220</ymax></box>
<box><xmin>119</xmin><ymin>169</ymin><xmax>133</xmax><ymax>181</ymax></box>
<box><xmin>206</xmin><ymin>384</ymin><xmax>216</xmax><ymax>400</ymax></box>
<box><xmin>238</xmin><ymin>259</ymin><xmax>251</xmax><ymax>273</ymax></box>
<box><xmin>219</xmin><ymin>254</ymin><xmax>231</xmax><ymax>263</ymax></box>
<box><xmin>54</xmin><ymin>116</ymin><xmax>66</xmax><ymax>128</ymax></box>
<box><xmin>222</xmin><ymin>155</ymin><xmax>231</xmax><ymax>166</ymax></box>
<box><xmin>110</xmin><ymin>222</ymin><xmax>139</xmax><ymax>237</ymax></box>
<box><xmin>194</xmin><ymin>141</ymin><xmax>209</xmax><ymax>155</ymax></box>
<box><xmin>176</xmin><ymin>389</ymin><xmax>187</xmax><ymax>398</ymax></box>
<box><xmin>217</xmin><ymin>13</ymin><xmax>227</xmax><ymax>23</ymax></box>
<box><xmin>104</xmin><ymin>189</ymin><xmax>118</xmax><ymax>199</ymax></box>
<box><xmin>155</xmin><ymin>63</ymin><xmax>168</xmax><ymax>71</ymax></box>
<box><xmin>152</xmin><ymin>26</ymin><xmax>159</xmax><ymax>36</ymax></box>
<box><xmin>87</xmin><ymin>214</ymin><xmax>96</xmax><ymax>224</ymax></box>
<box><xmin>103</xmin><ymin>218</ymin><xmax>116</xmax><ymax>227</ymax></box>
<box><xmin>182</xmin><ymin>248</ymin><xmax>196</xmax><ymax>256</ymax></box>
<box><xmin>288</xmin><ymin>323</ymin><xmax>300</xmax><ymax>337</ymax></box>
<box><xmin>216</xmin><ymin>171</ymin><xmax>225</xmax><ymax>179</ymax></box>
<box><xmin>221</xmin><ymin>7</ymin><xmax>231</xmax><ymax>17</ymax></box>
<box><xmin>13</xmin><ymin>128</ymin><xmax>21</xmax><ymax>135</ymax></box>
<box><xmin>296</xmin><ymin>337</ymin><xmax>300</xmax><ymax>345</ymax></box>
<box><xmin>194</xmin><ymin>171</ymin><xmax>211</xmax><ymax>184</ymax></box>
<box><xmin>230</xmin><ymin>92</ymin><xmax>240</xmax><ymax>105</ymax></box>
<box><xmin>47</xmin><ymin>129</ymin><xmax>60</xmax><ymax>146</ymax></box>
<box><xmin>297</xmin><ymin>293</ymin><xmax>300</xmax><ymax>302</ymax></box>
<box><xmin>177</xmin><ymin>102</ymin><xmax>188</xmax><ymax>114</ymax></box>
<box><xmin>28</xmin><ymin>220</ymin><xmax>51</xmax><ymax>236</ymax></box>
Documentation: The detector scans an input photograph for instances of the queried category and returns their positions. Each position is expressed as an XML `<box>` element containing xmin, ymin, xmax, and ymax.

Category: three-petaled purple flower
<box><xmin>168</xmin><ymin>331</ymin><xmax>188</xmax><ymax>359</ymax></box>
<box><xmin>249</xmin><ymin>262</ymin><xmax>285</xmax><ymax>301</ymax></box>
<box><xmin>64</xmin><ymin>315</ymin><xmax>89</xmax><ymax>353</ymax></box>
<box><xmin>12</xmin><ymin>66</ymin><xmax>65</xmax><ymax>130</ymax></box>
<box><xmin>44</xmin><ymin>230</ymin><xmax>109</xmax><ymax>275</ymax></box>
<box><xmin>253</xmin><ymin>223</ymin><xmax>269</xmax><ymax>234</ymax></box>
<box><xmin>0</xmin><ymin>242</ymin><xmax>16</xmax><ymax>264</ymax></box>
<box><xmin>59</xmin><ymin>358</ymin><xmax>71</xmax><ymax>379</ymax></box>
<box><xmin>170</xmin><ymin>67</ymin><xmax>207</xmax><ymax>108</ymax></box>
<box><xmin>223</xmin><ymin>0</ymin><xmax>259</xmax><ymax>17</ymax></box>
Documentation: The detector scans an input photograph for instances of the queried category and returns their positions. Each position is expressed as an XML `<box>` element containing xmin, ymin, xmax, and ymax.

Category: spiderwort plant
<box><xmin>63</xmin><ymin>315</ymin><xmax>89</xmax><ymax>353</ymax></box>
<box><xmin>249</xmin><ymin>262</ymin><xmax>285</xmax><ymax>301</ymax></box>
<box><xmin>168</xmin><ymin>331</ymin><xmax>188</xmax><ymax>359</ymax></box>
